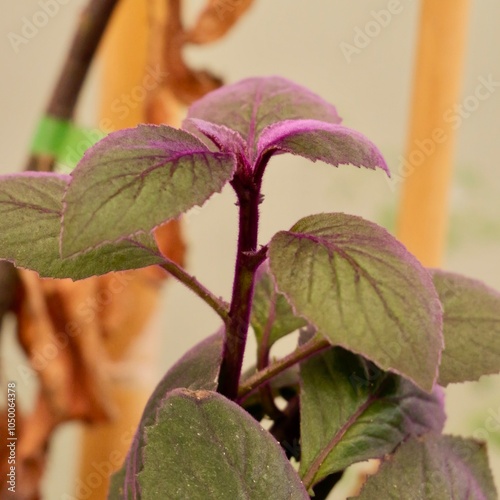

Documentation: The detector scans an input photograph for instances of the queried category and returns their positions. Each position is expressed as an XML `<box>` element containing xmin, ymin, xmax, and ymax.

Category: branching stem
<box><xmin>159</xmin><ymin>260</ymin><xmax>230</xmax><ymax>322</ymax></box>
<box><xmin>238</xmin><ymin>334</ymin><xmax>330</xmax><ymax>401</ymax></box>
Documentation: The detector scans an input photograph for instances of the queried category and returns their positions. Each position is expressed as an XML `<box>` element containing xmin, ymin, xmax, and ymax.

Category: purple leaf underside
<box><xmin>257</xmin><ymin>120</ymin><xmax>389</xmax><ymax>175</ymax></box>
<box><xmin>185</xmin><ymin>76</ymin><xmax>341</xmax><ymax>162</ymax></box>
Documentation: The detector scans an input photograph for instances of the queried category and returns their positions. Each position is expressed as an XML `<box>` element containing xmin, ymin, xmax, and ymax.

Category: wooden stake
<box><xmin>396</xmin><ymin>0</ymin><xmax>470</xmax><ymax>266</ymax></box>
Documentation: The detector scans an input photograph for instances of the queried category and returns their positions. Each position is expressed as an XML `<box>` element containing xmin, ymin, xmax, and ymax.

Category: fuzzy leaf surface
<box><xmin>431</xmin><ymin>269</ymin><xmax>500</xmax><ymax>385</ymax></box>
<box><xmin>61</xmin><ymin>125</ymin><xmax>236</xmax><ymax>257</ymax></box>
<box><xmin>299</xmin><ymin>346</ymin><xmax>445</xmax><ymax>488</ymax></box>
<box><xmin>0</xmin><ymin>173</ymin><xmax>163</xmax><ymax>279</ymax></box>
<box><xmin>354</xmin><ymin>434</ymin><xmax>497</xmax><ymax>500</ymax></box>
<box><xmin>112</xmin><ymin>331</ymin><xmax>224</xmax><ymax>499</ymax></box>
<box><xmin>251</xmin><ymin>262</ymin><xmax>307</xmax><ymax>347</ymax></box>
<box><xmin>269</xmin><ymin>213</ymin><xmax>443</xmax><ymax>391</ymax></box>
<box><xmin>185</xmin><ymin>76</ymin><xmax>341</xmax><ymax>161</ymax></box>
<box><xmin>138</xmin><ymin>389</ymin><xmax>309</xmax><ymax>500</ymax></box>
<box><xmin>257</xmin><ymin>119</ymin><xmax>389</xmax><ymax>174</ymax></box>
<box><xmin>183</xmin><ymin>118</ymin><xmax>247</xmax><ymax>156</ymax></box>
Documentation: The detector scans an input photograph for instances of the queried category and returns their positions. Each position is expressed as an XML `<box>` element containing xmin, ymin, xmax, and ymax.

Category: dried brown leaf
<box><xmin>2</xmin><ymin>218</ymin><xmax>185</xmax><ymax>497</ymax></box>
<box><xmin>147</xmin><ymin>0</ymin><xmax>224</xmax><ymax>106</ymax></box>
<box><xmin>186</xmin><ymin>0</ymin><xmax>255</xmax><ymax>45</ymax></box>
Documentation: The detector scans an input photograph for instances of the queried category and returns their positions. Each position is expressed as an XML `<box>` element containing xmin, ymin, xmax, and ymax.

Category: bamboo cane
<box><xmin>396</xmin><ymin>0</ymin><xmax>470</xmax><ymax>266</ymax></box>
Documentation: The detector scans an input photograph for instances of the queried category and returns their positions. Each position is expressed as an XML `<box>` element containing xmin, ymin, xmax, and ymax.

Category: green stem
<box><xmin>159</xmin><ymin>260</ymin><xmax>230</xmax><ymax>322</ymax></box>
<box><xmin>238</xmin><ymin>335</ymin><xmax>330</xmax><ymax>401</ymax></box>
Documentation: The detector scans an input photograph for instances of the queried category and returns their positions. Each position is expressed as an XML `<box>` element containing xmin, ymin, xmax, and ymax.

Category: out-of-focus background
<box><xmin>1</xmin><ymin>1</ymin><xmax>499</xmax><ymax>498</ymax></box>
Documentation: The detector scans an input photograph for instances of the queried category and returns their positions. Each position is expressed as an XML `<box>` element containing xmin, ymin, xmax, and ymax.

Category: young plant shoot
<box><xmin>0</xmin><ymin>77</ymin><xmax>498</xmax><ymax>499</ymax></box>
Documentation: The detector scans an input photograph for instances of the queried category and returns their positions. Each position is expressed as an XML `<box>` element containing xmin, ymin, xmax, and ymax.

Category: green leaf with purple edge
<box><xmin>109</xmin><ymin>331</ymin><xmax>224</xmax><ymax>500</ymax></box>
<box><xmin>61</xmin><ymin>124</ymin><xmax>236</xmax><ymax>258</ymax></box>
<box><xmin>184</xmin><ymin>76</ymin><xmax>341</xmax><ymax>162</ymax></box>
<box><xmin>251</xmin><ymin>261</ymin><xmax>308</xmax><ymax>347</ymax></box>
<box><xmin>269</xmin><ymin>213</ymin><xmax>443</xmax><ymax>392</ymax></box>
<box><xmin>137</xmin><ymin>389</ymin><xmax>309</xmax><ymax>500</ymax></box>
<box><xmin>431</xmin><ymin>269</ymin><xmax>500</xmax><ymax>385</ymax></box>
<box><xmin>256</xmin><ymin>119</ymin><xmax>389</xmax><ymax>175</ymax></box>
<box><xmin>0</xmin><ymin>173</ymin><xmax>163</xmax><ymax>279</ymax></box>
<box><xmin>353</xmin><ymin>434</ymin><xmax>497</xmax><ymax>499</ymax></box>
<box><xmin>299</xmin><ymin>344</ymin><xmax>445</xmax><ymax>490</ymax></box>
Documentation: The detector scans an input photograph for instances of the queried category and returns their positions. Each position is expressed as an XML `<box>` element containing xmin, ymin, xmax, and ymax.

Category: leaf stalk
<box><xmin>238</xmin><ymin>334</ymin><xmax>330</xmax><ymax>401</ymax></box>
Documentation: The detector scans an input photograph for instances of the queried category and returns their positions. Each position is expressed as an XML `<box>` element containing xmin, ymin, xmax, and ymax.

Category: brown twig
<box><xmin>161</xmin><ymin>0</ymin><xmax>222</xmax><ymax>105</ymax></box>
<box><xmin>0</xmin><ymin>1</ymin><xmax>122</xmax><ymax>497</ymax></box>
<box><xmin>159</xmin><ymin>260</ymin><xmax>230</xmax><ymax>322</ymax></box>
<box><xmin>26</xmin><ymin>0</ymin><xmax>120</xmax><ymax>172</ymax></box>
<box><xmin>0</xmin><ymin>0</ymin><xmax>122</xmax><ymax>323</ymax></box>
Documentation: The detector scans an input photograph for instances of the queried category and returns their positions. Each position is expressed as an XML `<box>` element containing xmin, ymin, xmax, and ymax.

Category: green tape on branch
<box><xmin>30</xmin><ymin>116</ymin><xmax>71</xmax><ymax>157</ymax></box>
<box><xmin>31</xmin><ymin>115</ymin><xmax>107</xmax><ymax>171</ymax></box>
<box><xmin>59</xmin><ymin>125</ymin><xmax>106</xmax><ymax>170</ymax></box>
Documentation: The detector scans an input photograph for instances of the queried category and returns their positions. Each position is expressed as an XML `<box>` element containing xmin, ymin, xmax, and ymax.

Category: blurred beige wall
<box><xmin>1</xmin><ymin>1</ymin><xmax>499</xmax><ymax>498</ymax></box>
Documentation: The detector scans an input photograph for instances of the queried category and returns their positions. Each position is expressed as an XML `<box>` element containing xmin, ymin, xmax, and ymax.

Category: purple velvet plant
<box><xmin>0</xmin><ymin>76</ymin><xmax>499</xmax><ymax>499</ymax></box>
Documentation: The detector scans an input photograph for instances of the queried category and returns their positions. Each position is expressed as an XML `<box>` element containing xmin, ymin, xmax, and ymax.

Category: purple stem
<box><xmin>217</xmin><ymin>173</ymin><xmax>264</xmax><ymax>400</ymax></box>
<box><xmin>238</xmin><ymin>335</ymin><xmax>331</xmax><ymax>402</ymax></box>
